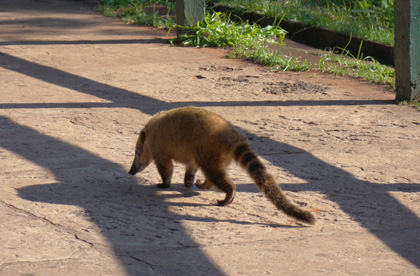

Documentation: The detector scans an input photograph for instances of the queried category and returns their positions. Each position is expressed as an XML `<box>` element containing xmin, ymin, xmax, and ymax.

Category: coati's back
<box><xmin>144</xmin><ymin>107</ymin><xmax>246</xmax><ymax>162</ymax></box>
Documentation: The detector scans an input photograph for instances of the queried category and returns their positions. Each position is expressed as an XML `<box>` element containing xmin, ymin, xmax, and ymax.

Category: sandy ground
<box><xmin>1</xmin><ymin>0</ymin><xmax>420</xmax><ymax>275</ymax></box>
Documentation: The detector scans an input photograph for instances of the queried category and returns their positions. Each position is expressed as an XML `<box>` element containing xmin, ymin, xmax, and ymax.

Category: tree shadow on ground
<box><xmin>236</xmin><ymin>131</ymin><xmax>420</xmax><ymax>268</ymax></box>
<box><xmin>1</xmin><ymin>115</ymin><xmax>226</xmax><ymax>275</ymax></box>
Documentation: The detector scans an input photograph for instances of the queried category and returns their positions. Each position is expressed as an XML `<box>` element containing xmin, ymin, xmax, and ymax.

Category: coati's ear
<box><xmin>140</xmin><ymin>130</ymin><xmax>146</xmax><ymax>143</ymax></box>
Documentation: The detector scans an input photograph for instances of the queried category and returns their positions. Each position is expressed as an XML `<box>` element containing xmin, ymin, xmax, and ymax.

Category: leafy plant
<box><xmin>171</xmin><ymin>12</ymin><xmax>286</xmax><ymax>48</ymax></box>
<box><xmin>170</xmin><ymin>12</ymin><xmax>310</xmax><ymax>71</ymax></box>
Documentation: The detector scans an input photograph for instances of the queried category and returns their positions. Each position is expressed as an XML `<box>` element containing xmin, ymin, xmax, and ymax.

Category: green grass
<box><xmin>96</xmin><ymin>0</ymin><xmax>176</xmax><ymax>30</ymax></box>
<box><xmin>210</xmin><ymin>0</ymin><xmax>394</xmax><ymax>45</ymax></box>
<box><xmin>319</xmin><ymin>50</ymin><xmax>395</xmax><ymax>87</ymax></box>
<box><xmin>319</xmin><ymin>38</ymin><xmax>395</xmax><ymax>87</ymax></box>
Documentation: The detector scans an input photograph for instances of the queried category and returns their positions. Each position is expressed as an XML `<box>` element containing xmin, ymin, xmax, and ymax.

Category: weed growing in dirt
<box><xmin>319</xmin><ymin>40</ymin><xmax>395</xmax><ymax>87</ymax></box>
<box><xmin>398</xmin><ymin>101</ymin><xmax>420</xmax><ymax>111</ymax></box>
<box><xmin>229</xmin><ymin>45</ymin><xmax>311</xmax><ymax>72</ymax></box>
<box><xmin>171</xmin><ymin>12</ymin><xmax>310</xmax><ymax>71</ymax></box>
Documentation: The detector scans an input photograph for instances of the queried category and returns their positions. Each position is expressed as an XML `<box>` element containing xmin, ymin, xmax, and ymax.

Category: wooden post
<box><xmin>394</xmin><ymin>0</ymin><xmax>420</xmax><ymax>102</ymax></box>
<box><xmin>175</xmin><ymin>0</ymin><xmax>206</xmax><ymax>35</ymax></box>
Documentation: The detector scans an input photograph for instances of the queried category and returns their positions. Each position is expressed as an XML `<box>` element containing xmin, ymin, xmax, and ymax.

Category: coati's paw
<box><xmin>184</xmin><ymin>175</ymin><xmax>195</xmax><ymax>188</ymax></box>
<box><xmin>217</xmin><ymin>199</ymin><xmax>232</xmax><ymax>206</ymax></box>
<box><xmin>157</xmin><ymin>183</ymin><xmax>170</xmax><ymax>189</ymax></box>
<box><xmin>217</xmin><ymin>193</ymin><xmax>235</xmax><ymax>206</ymax></box>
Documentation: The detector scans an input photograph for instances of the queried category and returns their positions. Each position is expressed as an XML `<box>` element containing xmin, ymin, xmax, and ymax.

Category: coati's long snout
<box><xmin>128</xmin><ymin>163</ymin><xmax>137</xmax><ymax>175</ymax></box>
<box><xmin>128</xmin><ymin>106</ymin><xmax>315</xmax><ymax>224</ymax></box>
<box><xmin>128</xmin><ymin>156</ymin><xmax>149</xmax><ymax>175</ymax></box>
<box><xmin>128</xmin><ymin>130</ymin><xmax>152</xmax><ymax>175</ymax></box>
<box><xmin>128</xmin><ymin>154</ymin><xmax>141</xmax><ymax>175</ymax></box>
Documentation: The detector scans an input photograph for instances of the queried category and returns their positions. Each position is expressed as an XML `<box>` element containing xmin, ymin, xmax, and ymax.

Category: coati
<box><xmin>129</xmin><ymin>106</ymin><xmax>315</xmax><ymax>224</ymax></box>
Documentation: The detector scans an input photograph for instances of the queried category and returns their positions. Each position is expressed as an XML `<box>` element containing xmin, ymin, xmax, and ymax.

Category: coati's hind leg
<box><xmin>201</xmin><ymin>166</ymin><xmax>236</xmax><ymax>206</ymax></box>
<box><xmin>155</xmin><ymin>158</ymin><xmax>173</xmax><ymax>189</ymax></box>
<box><xmin>184</xmin><ymin>162</ymin><xmax>198</xmax><ymax>188</ymax></box>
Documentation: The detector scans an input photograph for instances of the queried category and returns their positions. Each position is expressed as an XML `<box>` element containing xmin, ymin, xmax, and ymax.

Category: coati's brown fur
<box><xmin>129</xmin><ymin>106</ymin><xmax>315</xmax><ymax>224</ymax></box>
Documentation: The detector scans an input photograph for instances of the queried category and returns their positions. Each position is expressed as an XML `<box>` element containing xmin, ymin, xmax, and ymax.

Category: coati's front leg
<box><xmin>155</xmin><ymin>159</ymin><xmax>173</xmax><ymax>188</ymax></box>
<box><xmin>184</xmin><ymin>163</ymin><xmax>198</xmax><ymax>188</ymax></box>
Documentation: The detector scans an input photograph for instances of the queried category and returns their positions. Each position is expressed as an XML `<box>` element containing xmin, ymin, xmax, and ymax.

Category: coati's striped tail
<box><xmin>234</xmin><ymin>144</ymin><xmax>315</xmax><ymax>225</ymax></box>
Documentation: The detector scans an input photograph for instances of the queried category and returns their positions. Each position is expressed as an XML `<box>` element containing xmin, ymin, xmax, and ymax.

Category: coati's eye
<box><xmin>140</xmin><ymin>130</ymin><xmax>146</xmax><ymax>143</ymax></box>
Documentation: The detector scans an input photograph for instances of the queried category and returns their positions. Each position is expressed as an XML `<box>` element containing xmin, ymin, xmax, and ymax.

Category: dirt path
<box><xmin>1</xmin><ymin>0</ymin><xmax>420</xmax><ymax>275</ymax></box>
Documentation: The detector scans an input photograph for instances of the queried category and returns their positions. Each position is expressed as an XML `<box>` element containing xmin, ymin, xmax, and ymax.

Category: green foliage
<box><xmin>96</xmin><ymin>0</ymin><xmax>395</xmax><ymax>80</ymax></box>
<box><xmin>211</xmin><ymin>0</ymin><xmax>394</xmax><ymax>45</ymax></box>
<box><xmin>171</xmin><ymin>12</ymin><xmax>286</xmax><ymax>48</ymax></box>
<box><xmin>171</xmin><ymin>12</ymin><xmax>310</xmax><ymax>71</ymax></box>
